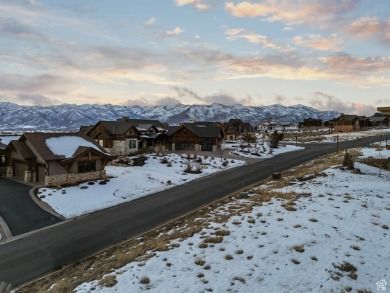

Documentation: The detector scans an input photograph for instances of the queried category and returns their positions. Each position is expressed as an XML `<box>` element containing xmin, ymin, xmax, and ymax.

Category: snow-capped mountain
<box><xmin>0</xmin><ymin>102</ymin><xmax>339</xmax><ymax>132</ymax></box>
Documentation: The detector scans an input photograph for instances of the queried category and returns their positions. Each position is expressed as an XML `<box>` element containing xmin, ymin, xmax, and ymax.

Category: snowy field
<box><xmin>37</xmin><ymin>154</ymin><xmax>246</xmax><ymax>218</ymax></box>
<box><xmin>38</xmin><ymin>143</ymin><xmax>304</xmax><ymax>218</ymax></box>
<box><xmin>73</xmin><ymin>146</ymin><xmax>390</xmax><ymax>293</ymax></box>
<box><xmin>284</xmin><ymin>128</ymin><xmax>390</xmax><ymax>144</ymax></box>
<box><xmin>223</xmin><ymin>140</ymin><xmax>304</xmax><ymax>159</ymax></box>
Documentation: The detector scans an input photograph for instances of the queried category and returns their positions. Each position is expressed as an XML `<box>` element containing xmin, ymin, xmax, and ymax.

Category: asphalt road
<box><xmin>0</xmin><ymin>135</ymin><xmax>388</xmax><ymax>288</ymax></box>
<box><xmin>0</xmin><ymin>179</ymin><xmax>61</xmax><ymax>236</ymax></box>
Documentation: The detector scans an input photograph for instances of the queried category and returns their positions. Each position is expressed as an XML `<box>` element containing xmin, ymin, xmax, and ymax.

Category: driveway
<box><xmin>0</xmin><ymin>178</ymin><xmax>62</xmax><ymax>236</ymax></box>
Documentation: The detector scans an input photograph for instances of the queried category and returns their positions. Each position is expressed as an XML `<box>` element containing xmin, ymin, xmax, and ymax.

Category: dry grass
<box><xmin>203</xmin><ymin>236</ymin><xmax>223</xmax><ymax>244</ymax></box>
<box><xmin>140</xmin><ymin>276</ymin><xmax>150</xmax><ymax>285</ymax></box>
<box><xmin>19</xmin><ymin>151</ymin><xmax>348</xmax><ymax>293</ymax></box>
<box><xmin>214</xmin><ymin>229</ymin><xmax>230</xmax><ymax>236</ymax></box>
<box><xmin>98</xmin><ymin>275</ymin><xmax>117</xmax><ymax>288</ymax></box>
<box><xmin>292</xmin><ymin>245</ymin><xmax>305</xmax><ymax>253</ymax></box>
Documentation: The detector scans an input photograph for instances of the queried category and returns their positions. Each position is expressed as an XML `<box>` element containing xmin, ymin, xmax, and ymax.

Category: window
<box><xmin>78</xmin><ymin>161</ymin><xmax>96</xmax><ymax>173</ymax></box>
<box><xmin>129</xmin><ymin>139</ymin><xmax>137</xmax><ymax>149</ymax></box>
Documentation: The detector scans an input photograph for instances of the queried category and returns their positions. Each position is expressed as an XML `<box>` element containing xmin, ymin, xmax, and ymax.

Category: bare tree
<box><xmin>269</xmin><ymin>130</ymin><xmax>284</xmax><ymax>148</ymax></box>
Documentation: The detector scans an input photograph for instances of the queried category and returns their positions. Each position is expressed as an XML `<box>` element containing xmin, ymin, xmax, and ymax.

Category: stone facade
<box><xmin>111</xmin><ymin>139</ymin><xmax>138</xmax><ymax>156</ymax></box>
<box><xmin>45</xmin><ymin>170</ymin><xmax>107</xmax><ymax>186</ymax></box>
<box><xmin>334</xmin><ymin>124</ymin><xmax>360</xmax><ymax>132</ymax></box>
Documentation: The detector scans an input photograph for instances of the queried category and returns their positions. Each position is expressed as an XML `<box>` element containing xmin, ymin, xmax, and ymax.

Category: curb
<box><xmin>0</xmin><ymin>215</ymin><xmax>13</xmax><ymax>241</ymax></box>
<box><xmin>29</xmin><ymin>187</ymin><xmax>66</xmax><ymax>221</ymax></box>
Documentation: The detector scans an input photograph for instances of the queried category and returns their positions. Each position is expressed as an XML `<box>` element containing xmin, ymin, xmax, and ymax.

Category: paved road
<box><xmin>0</xmin><ymin>178</ymin><xmax>61</xmax><ymax>236</ymax></box>
<box><xmin>0</xmin><ymin>135</ymin><xmax>388</xmax><ymax>288</ymax></box>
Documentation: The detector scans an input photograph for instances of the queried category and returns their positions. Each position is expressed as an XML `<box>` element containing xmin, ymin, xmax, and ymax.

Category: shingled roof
<box><xmin>168</xmin><ymin>124</ymin><xmax>223</xmax><ymax>138</ymax></box>
<box><xmin>20</xmin><ymin>133</ymin><xmax>110</xmax><ymax>162</ymax></box>
<box><xmin>7</xmin><ymin>140</ymin><xmax>36</xmax><ymax>159</ymax></box>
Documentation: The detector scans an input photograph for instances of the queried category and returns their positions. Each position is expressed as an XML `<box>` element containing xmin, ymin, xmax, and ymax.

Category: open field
<box><xmin>18</xmin><ymin>142</ymin><xmax>390</xmax><ymax>293</ymax></box>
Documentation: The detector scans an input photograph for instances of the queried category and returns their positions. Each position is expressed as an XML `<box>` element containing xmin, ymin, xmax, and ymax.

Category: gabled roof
<box><xmin>370</xmin><ymin>116</ymin><xmax>389</xmax><ymax>122</ymax></box>
<box><xmin>20</xmin><ymin>132</ymin><xmax>110</xmax><ymax>162</ymax></box>
<box><xmin>89</xmin><ymin>119</ymin><xmax>167</xmax><ymax>136</ymax></box>
<box><xmin>166</xmin><ymin>126</ymin><xmax>181</xmax><ymax>136</ymax></box>
<box><xmin>7</xmin><ymin>140</ymin><xmax>36</xmax><ymax>159</ymax></box>
<box><xmin>182</xmin><ymin>124</ymin><xmax>223</xmax><ymax>138</ymax></box>
<box><xmin>116</xmin><ymin>118</ymin><xmax>166</xmax><ymax>129</ymax></box>
<box><xmin>60</xmin><ymin>146</ymin><xmax>112</xmax><ymax>164</ymax></box>
<box><xmin>333</xmin><ymin>115</ymin><xmax>358</xmax><ymax>122</ymax></box>
<box><xmin>98</xmin><ymin>121</ymin><xmax>134</xmax><ymax>135</ymax></box>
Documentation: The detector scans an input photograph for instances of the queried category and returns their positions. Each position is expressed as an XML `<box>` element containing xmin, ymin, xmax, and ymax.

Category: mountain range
<box><xmin>0</xmin><ymin>102</ymin><xmax>340</xmax><ymax>132</ymax></box>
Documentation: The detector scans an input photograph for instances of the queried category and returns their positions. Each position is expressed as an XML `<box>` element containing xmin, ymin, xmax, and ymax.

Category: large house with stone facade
<box><xmin>4</xmin><ymin>133</ymin><xmax>112</xmax><ymax>186</ymax></box>
<box><xmin>83</xmin><ymin>119</ymin><xmax>168</xmax><ymax>155</ymax></box>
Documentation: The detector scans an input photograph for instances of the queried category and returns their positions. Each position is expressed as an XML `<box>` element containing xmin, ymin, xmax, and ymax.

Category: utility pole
<box><xmin>336</xmin><ymin>135</ymin><xmax>339</xmax><ymax>153</ymax></box>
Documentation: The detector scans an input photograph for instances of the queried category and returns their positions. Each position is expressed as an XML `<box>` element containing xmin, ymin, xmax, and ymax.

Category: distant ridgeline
<box><xmin>0</xmin><ymin>102</ymin><xmax>339</xmax><ymax>132</ymax></box>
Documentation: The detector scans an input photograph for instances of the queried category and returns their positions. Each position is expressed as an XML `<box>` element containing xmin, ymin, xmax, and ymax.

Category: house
<box><xmin>257</xmin><ymin>119</ymin><xmax>298</xmax><ymax>133</ymax></box>
<box><xmin>225</xmin><ymin>119</ymin><xmax>254</xmax><ymax>133</ymax></box>
<box><xmin>4</xmin><ymin>133</ymin><xmax>112</xmax><ymax>186</ymax></box>
<box><xmin>299</xmin><ymin>118</ymin><xmax>323</xmax><ymax>127</ymax></box>
<box><xmin>84</xmin><ymin>119</ymin><xmax>168</xmax><ymax>155</ymax></box>
<box><xmin>224</xmin><ymin>119</ymin><xmax>254</xmax><ymax>140</ymax></box>
<box><xmin>225</xmin><ymin>128</ymin><xmax>240</xmax><ymax>141</ymax></box>
<box><xmin>0</xmin><ymin>139</ymin><xmax>7</xmax><ymax>176</ymax></box>
<box><xmin>167</xmin><ymin>123</ymin><xmax>224</xmax><ymax>151</ymax></box>
<box><xmin>370</xmin><ymin>116</ymin><xmax>390</xmax><ymax>128</ymax></box>
<box><xmin>332</xmin><ymin>114</ymin><xmax>370</xmax><ymax>132</ymax></box>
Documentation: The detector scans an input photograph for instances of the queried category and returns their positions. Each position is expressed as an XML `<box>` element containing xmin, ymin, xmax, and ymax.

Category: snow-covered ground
<box><xmin>284</xmin><ymin>128</ymin><xmax>390</xmax><ymax>144</ymax></box>
<box><xmin>223</xmin><ymin>140</ymin><xmax>304</xmax><ymax>159</ymax></box>
<box><xmin>37</xmin><ymin>154</ymin><xmax>246</xmax><ymax>218</ymax></box>
<box><xmin>38</xmin><ymin>142</ymin><xmax>304</xmax><ymax>218</ymax></box>
<box><xmin>73</xmin><ymin>146</ymin><xmax>390</xmax><ymax>293</ymax></box>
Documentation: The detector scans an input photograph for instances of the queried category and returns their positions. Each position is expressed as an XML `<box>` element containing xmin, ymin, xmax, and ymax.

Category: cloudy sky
<box><xmin>1</xmin><ymin>0</ymin><xmax>389</xmax><ymax>115</ymax></box>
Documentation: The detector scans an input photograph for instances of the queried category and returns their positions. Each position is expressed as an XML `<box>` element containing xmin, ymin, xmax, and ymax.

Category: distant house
<box><xmin>300</xmin><ymin>118</ymin><xmax>323</xmax><ymax>127</ymax></box>
<box><xmin>225</xmin><ymin>128</ymin><xmax>240</xmax><ymax>141</ymax></box>
<box><xmin>332</xmin><ymin>114</ymin><xmax>370</xmax><ymax>132</ymax></box>
<box><xmin>4</xmin><ymin>133</ymin><xmax>112</xmax><ymax>186</ymax></box>
<box><xmin>225</xmin><ymin>119</ymin><xmax>254</xmax><ymax>134</ymax></box>
<box><xmin>84</xmin><ymin>119</ymin><xmax>167</xmax><ymax>155</ymax></box>
<box><xmin>257</xmin><ymin>119</ymin><xmax>298</xmax><ymax>133</ymax></box>
<box><xmin>167</xmin><ymin>123</ymin><xmax>224</xmax><ymax>151</ymax></box>
<box><xmin>369</xmin><ymin>116</ymin><xmax>389</xmax><ymax>128</ymax></box>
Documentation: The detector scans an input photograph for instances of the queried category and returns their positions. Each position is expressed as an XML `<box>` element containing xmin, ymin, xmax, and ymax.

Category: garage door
<box><xmin>175</xmin><ymin>142</ymin><xmax>195</xmax><ymax>151</ymax></box>
<box><xmin>14</xmin><ymin>161</ymin><xmax>26</xmax><ymax>180</ymax></box>
<box><xmin>201</xmin><ymin>141</ymin><xmax>213</xmax><ymax>151</ymax></box>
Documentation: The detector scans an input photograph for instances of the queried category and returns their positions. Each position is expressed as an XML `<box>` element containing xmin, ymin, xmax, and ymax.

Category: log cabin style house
<box><xmin>4</xmin><ymin>133</ymin><xmax>112</xmax><ymax>186</ymax></box>
<box><xmin>83</xmin><ymin>119</ymin><xmax>168</xmax><ymax>155</ymax></box>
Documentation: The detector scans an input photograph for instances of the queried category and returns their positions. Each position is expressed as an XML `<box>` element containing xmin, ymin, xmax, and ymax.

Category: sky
<box><xmin>0</xmin><ymin>0</ymin><xmax>389</xmax><ymax>115</ymax></box>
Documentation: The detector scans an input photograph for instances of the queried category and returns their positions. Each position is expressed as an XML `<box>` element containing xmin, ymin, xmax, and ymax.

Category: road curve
<box><xmin>0</xmin><ymin>134</ymin><xmax>388</xmax><ymax>288</ymax></box>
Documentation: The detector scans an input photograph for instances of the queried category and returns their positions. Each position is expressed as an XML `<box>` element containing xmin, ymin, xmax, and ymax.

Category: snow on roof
<box><xmin>45</xmin><ymin>136</ymin><xmax>104</xmax><ymax>158</ymax></box>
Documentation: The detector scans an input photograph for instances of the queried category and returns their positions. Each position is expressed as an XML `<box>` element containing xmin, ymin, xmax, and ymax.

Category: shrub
<box><xmin>140</xmin><ymin>276</ymin><xmax>150</xmax><ymax>284</ymax></box>
<box><xmin>198</xmin><ymin>243</ymin><xmax>208</xmax><ymax>249</ymax></box>
<box><xmin>233</xmin><ymin>276</ymin><xmax>246</xmax><ymax>283</ymax></box>
<box><xmin>224</xmin><ymin>254</ymin><xmax>233</xmax><ymax>260</ymax></box>
<box><xmin>98</xmin><ymin>275</ymin><xmax>117</xmax><ymax>288</ymax></box>
<box><xmin>204</xmin><ymin>237</ymin><xmax>223</xmax><ymax>244</ymax></box>
<box><xmin>242</xmin><ymin>132</ymin><xmax>257</xmax><ymax>143</ymax></box>
<box><xmin>215</xmin><ymin>230</ymin><xmax>230</xmax><ymax>236</ymax></box>
<box><xmin>342</xmin><ymin>150</ymin><xmax>354</xmax><ymax>169</ymax></box>
<box><xmin>195</xmin><ymin>258</ymin><xmax>206</xmax><ymax>266</ymax></box>
<box><xmin>293</xmin><ymin>245</ymin><xmax>305</xmax><ymax>253</ymax></box>
<box><xmin>269</xmin><ymin>130</ymin><xmax>284</xmax><ymax>148</ymax></box>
